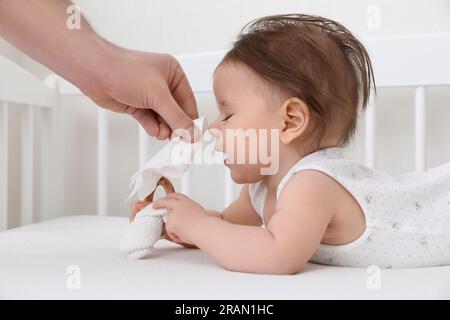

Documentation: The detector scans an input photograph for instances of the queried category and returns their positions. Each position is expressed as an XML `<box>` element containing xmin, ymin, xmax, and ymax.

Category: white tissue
<box><xmin>127</xmin><ymin>117</ymin><xmax>208</xmax><ymax>201</ymax></box>
<box><xmin>119</xmin><ymin>117</ymin><xmax>208</xmax><ymax>259</ymax></box>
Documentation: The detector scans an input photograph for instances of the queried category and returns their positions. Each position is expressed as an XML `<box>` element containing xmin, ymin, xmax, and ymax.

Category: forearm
<box><xmin>0</xmin><ymin>0</ymin><xmax>112</xmax><ymax>93</ymax></box>
<box><xmin>190</xmin><ymin>216</ymin><xmax>292</xmax><ymax>274</ymax></box>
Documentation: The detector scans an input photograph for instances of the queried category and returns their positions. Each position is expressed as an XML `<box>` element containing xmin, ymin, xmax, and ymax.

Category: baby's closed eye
<box><xmin>221</xmin><ymin>113</ymin><xmax>233</xmax><ymax>121</ymax></box>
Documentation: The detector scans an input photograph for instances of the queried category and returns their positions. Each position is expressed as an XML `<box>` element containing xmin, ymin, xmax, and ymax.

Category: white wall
<box><xmin>1</xmin><ymin>0</ymin><xmax>450</xmax><ymax>222</ymax></box>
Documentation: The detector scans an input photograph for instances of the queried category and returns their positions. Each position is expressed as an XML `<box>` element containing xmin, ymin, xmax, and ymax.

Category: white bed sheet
<box><xmin>0</xmin><ymin>215</ymin><xmax>449</xmax><ymax>299</ymax></box>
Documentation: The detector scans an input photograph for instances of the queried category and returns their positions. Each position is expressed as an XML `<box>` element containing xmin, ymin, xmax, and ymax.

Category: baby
<box><xmin>131</xmin><ymin>14</ymin><xmax>450</xmax><ymax>274</ymax></box>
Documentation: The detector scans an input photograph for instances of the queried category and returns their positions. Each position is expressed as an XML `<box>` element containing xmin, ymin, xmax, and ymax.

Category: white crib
<box><xmin>1</xmin><ymin>34</ymin><xmax>450</xmax><ymax>299</ymax></box>
<box><xmin>2</xmin><ymin>34</ymin><xmax>450</xmax><ymax>229</ymax></box>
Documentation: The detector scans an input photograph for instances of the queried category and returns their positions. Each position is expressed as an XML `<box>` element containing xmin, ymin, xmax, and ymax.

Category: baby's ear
<box><xmin>279</xmin><ymin>97</ymin><xmax>310</xmax><ymax>144</ymax></box>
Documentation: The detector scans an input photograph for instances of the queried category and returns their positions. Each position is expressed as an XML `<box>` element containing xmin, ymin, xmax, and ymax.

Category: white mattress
<box><xmin>0</xmin><ymin>215</ymin><xmax>449</xmax><ymax>299</ymax></box>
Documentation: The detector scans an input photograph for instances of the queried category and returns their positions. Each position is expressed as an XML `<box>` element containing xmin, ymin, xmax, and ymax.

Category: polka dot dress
<box><xmin>248</xmin><ymin>146</ymin><xmax>450</xmax><ymax>268</ymax></box>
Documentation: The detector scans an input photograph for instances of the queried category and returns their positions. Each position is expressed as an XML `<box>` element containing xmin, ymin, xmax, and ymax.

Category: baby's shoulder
<box><xmin>280</xmin><ymin>169</ymin><xmax>341</xmax><ymax>195</ymax></box>
<box><xmin>276</xmin><ymin>169</ymin><xmax>344</xmax><ymax>215</ymax></box>
<box><xmin>277</xmin><ymin>167</ymin><xmax>368</xmax><ymax>230</ymax></box>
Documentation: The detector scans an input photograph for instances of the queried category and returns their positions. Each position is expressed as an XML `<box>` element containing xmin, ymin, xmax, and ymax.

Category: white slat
<box><xmin>138</xmin><ymin>126</ymin><xmax>150</xmax><ymax>167</ymax></box>
<box><xmin>38</xmin><ymin>107</ymin><xmax>53</xmax><ymax>220</ymax></box>
<box><xmin>0</xmin><ymin>102</ymin><xmax>9</xmax><ymax>230</ymax></box>
<box><xmin>0</xmin><ymin>55</ymin><xmax>57</xmax><ymax>107</ymax></box>
<box><xmin>181</xmin><ymin>168</ymin><xmax>191</xmax><ymax>196</ymax></box>
<box><xmin>365</xmin><ymin>34</ymin><xmax>450</xmax><ymax>87</ymax></box>
<box><xmin>171</xmin><ymin>51</ymin><xmax>226</xmax><ymax>93</ymax></box>
<box><xmin>21</xmin><ymin>105</ymin><xmax>35</xmax><ymax>225</ymax></box>
<box><xmin>224</xmin><ymin>168</ymin><xmax>234</xmax><ymax>209</ymax></box>
<box><xmin>414</xmin><ymin>86</ymin><xmax>427</xmax><ymax>172</ymax></box>
<box><xmin>42</xmin><ymin>78</ymin><xmax>65</xmax><ymax>219</ymax></box>
<box><xmin>97</xmin><ymin>108</ymin><xmax>108</xmax><ymax>215</ymax></box>
<box><xmin>365</xmin><ymin>93</ymin><xmax>376</xmax><ymax>168</ymax></box>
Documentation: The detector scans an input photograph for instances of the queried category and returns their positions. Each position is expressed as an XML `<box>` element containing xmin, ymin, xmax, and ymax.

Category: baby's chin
<box><xmin>228</xmin><ymin>165</ymin><xmax>264</xmax><ymax>184</ymax></box>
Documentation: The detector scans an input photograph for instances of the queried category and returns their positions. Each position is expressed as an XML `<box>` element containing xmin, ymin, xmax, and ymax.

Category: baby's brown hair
<box><xmin>221</xmin><ymin>14</ymin><xmax>375</xmax><ymax>147</ymax></box>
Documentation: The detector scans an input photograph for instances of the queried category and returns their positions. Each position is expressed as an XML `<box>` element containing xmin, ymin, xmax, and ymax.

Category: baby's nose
<box><xmin>207</xmin><ymin>121</ymin><xmax>219</xmax><ymax>135</ymax></box>
<box><xmin>205</xmin><ymin>127</ymin><xmax>223</xmax><ymax>151</ymax></box>
<box><xmin>208</xmin><ymin>128</ymin><xmax>220</xmax><ymax>138</ymax></box>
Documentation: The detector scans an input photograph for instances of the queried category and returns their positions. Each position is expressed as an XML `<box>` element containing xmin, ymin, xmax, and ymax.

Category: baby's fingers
<box><xmin>164</xmin><ymin>224</ymin><xmax>182</xmax><ymax>243</ymax></box>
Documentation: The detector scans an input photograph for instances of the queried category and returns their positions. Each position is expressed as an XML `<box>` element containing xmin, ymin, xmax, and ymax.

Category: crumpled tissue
<box><xmin>119</xmin><ymin>117</ymin><xmax>210</xmax><ymax>259</ymax></box>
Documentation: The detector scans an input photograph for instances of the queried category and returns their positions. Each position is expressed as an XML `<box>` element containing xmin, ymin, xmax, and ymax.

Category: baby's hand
<box><xmin>129</xmin><ymin>199</ymin><xmax>198</xmax><ymax>249</ymax></box>
<box><xmin>153</xmin><ymin>193</ymin><xmax>209</xmax><ymax>246</ymax></box>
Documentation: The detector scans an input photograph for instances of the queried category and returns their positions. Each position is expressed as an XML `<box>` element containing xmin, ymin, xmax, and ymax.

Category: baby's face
<box><xmin>209</xmin><ymin>61</ymin><xmax>281</xmax><ymax>183</ymax></box>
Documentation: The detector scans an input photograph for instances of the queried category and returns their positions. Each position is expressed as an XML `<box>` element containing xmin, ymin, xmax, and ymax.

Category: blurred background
<box><xmin>1</xmin><ymin>0</ymin><xmax>450</xmax><ymax>222</ymax></box>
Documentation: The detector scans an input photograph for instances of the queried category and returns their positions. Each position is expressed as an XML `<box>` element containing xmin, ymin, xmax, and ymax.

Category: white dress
<box><xmin>248</xmin><ymin>147</ymin><xmax>450</xmax><ymax>268</ymax></box>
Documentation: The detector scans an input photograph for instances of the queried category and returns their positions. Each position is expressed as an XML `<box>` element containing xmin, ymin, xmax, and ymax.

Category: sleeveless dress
<box><xmin>248</xmin><ymin>147</ymin><xmax>450</xmax><ymax>268</ymax></box>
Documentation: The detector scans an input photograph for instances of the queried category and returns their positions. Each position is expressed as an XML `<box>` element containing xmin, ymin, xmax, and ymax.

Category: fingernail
<box><xmin>170</xmin><ymin>125</ymin><xmax>200</xmax><ymax>143</ymax></box>
<box><xmin>170</xmin><ymin>127</ymin><xmax>184</xmax><ymax>141</ymax></box>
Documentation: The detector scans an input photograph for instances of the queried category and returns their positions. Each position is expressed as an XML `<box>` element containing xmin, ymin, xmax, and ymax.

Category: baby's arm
<box><xmin>177</xmin><ymin>185</ymin><xmax>263</xmax><ymax>248</ymax></box>
<box><xmin>189</xmin><ymin>170</ymin><xmax>336</xmax><ymax>274</ymax></box>
<box><xmin>208</xmin><ymin>185</ymin><xmax>263</xmax><ymax>226</ymax></box>
<box><xmin>130</xmin><ymin>185</ymin><xmax>261</xmax><ymax>249</ymax></box>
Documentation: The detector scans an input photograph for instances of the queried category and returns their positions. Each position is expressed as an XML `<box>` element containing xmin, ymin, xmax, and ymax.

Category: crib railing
<box><xmin>0</xmin><ymin>54</ymin><xmax>65</xmax><ymax>230</ymax></box>
<box><xmin>1</xmin><ymin>34</ymin><xmax>450</xmax><ymax>230</ymax></box>
<box><xmin>362</xmin><ymin>34</ymin><xmax>450</xmax><ymax>172</ymax></box>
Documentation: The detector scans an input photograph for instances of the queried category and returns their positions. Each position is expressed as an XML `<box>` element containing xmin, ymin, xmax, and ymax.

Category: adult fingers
<box><xmin>152</xmin><ymin>89</ymin><xmax>200</xmax><ymax>142</ymax></box>
<box><xmin>130</xmin><ymin>107</ymin><xmax>160</xmax><ymax>137</ymax></box>
<box><xmin>170</xmin><ymin>64</ymin><xmax>199</xmax><ymax>120</ymax></box>
<box><xmin>90</xmin><ymin>98</ymin><xmax>160</xmax><ymax>138</ymax></box>
<box><xmin>155</xmin><ymin>114</ymin><xmax>171</xmax><ymax>140</ymax></box>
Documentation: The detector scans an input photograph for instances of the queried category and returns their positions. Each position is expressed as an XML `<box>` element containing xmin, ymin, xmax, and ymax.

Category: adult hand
<box><xmin>0</xmin><ymin>0</ymin><xmax>199</xmax><ymax>141</ymax></box>
<box><xmin>85</xmin><ymin>49</ymin><xmax>199</xmax><ymax>141</ymax></box>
